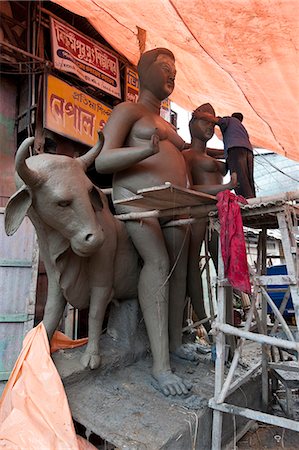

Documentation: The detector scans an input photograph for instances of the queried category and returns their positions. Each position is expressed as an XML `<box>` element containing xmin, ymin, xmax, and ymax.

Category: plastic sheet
<box><xmin>52</xmin><ymin>0</ymin><xmax>299</xmax><ymax>161</ymax></box>
<box><xmin>0</xmin><ymin>323</ymin><xmax>95</xmax><ymax>450</ymax></box>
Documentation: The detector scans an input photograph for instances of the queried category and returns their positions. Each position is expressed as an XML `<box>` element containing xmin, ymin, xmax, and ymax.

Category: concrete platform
<box><xmin>54</xmin><ymin>339</ymin><xmax>262</xmax><ymax>449</ymax></box>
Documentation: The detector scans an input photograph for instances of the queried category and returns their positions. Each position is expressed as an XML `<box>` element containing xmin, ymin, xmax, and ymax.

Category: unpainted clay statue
<box><xmin>5</xmin><ymin>134</ymin><xmax>140</xmax><ymax>370</ymax></box>
<box><xmin>95</xmin><ymin>48</ymin><xmax>194</xmax><ymax>396</ymax></box>
<box><xmin>183</xmin><ymin>103</ymin><xmax>237</xmax><ymax>331</ymax></box>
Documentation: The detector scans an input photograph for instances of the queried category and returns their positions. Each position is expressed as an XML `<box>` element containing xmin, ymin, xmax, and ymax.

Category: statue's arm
<box><xmin>182</xmin><ymin>150</ymin><xmax>194</xmax><ymax>188</ymax></box>
<box><xmin>95</xmin><ymin>103</ymin><xmax>159</xmax><ymax>174</ymax></box>
<box><xmin>206</xmin><ymin>148</ymin><xmax>225</xmax><ymax>159</ymax></box>
<box><xmin>193</xmin><ymin>172</ymin><xmax>237</xmax><ymax>195</ymax></box>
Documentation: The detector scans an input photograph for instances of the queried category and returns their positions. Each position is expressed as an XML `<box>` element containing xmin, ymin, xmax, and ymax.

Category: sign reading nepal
<box><xmin>51</xmin><ymin>17</ymin><xmax>121</xmax><ymax>99</ymax></box>
<box><xmin>44</xmin><ymin>74</ymin><xmax>112</xmax><ymax>146</ymax></box>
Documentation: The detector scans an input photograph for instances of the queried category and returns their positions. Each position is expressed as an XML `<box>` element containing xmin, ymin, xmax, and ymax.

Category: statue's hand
<box><xmin>150</xmin><ymin>132</ymin><xmax>160</xmax><ymax>155</ymax></box>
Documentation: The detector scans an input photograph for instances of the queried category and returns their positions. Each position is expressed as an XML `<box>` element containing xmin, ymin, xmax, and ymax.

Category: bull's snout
<box><xmin>71</xmin><ymin>227</ymin><xmax>105</xmax><ymax>256</ymax></box>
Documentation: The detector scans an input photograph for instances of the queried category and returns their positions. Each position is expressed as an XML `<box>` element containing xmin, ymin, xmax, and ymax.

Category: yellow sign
<box><xmin>44</xmin><ymin>74</ymin><xmax>112</xmax><ymax>146</ymax></box>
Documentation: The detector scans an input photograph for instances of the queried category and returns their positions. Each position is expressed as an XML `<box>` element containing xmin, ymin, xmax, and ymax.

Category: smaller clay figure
<box><xmin>194</xmin><ymin>110</ymin><xmax>255</xmax><ymax>199</ymax></box>
<box><xmin>183</xmin><ymin>103</ymin><xmax>237</xmax><ymax>333</ymax></box>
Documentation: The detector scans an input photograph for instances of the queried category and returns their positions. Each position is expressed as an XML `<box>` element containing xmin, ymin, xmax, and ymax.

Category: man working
<box><xmin>194</xmin><ymin>111</ymin><xmax>256</xmax><ymax>198</ymax></box>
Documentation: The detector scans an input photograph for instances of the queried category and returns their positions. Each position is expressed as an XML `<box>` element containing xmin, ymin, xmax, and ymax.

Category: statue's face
<box><xmin>146</xmin><ymin>54</ymin><xmax>176</xmax><ymax>100</ymax></box>
<box><xmin>192</xmin><ymin>118</ymin><xmax>215</xmax><ymax>142</ymax></box>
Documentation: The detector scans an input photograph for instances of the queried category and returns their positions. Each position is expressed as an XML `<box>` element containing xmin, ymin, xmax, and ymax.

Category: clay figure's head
<box><xmin>189</xmin><ymin>103</ymin><xmax>216</xmax><ymax>142</ymax></box>
<box><xmin>137</xmin><ymin>48</ymin><xmax>176</xmax><ymax>100</ymax></box>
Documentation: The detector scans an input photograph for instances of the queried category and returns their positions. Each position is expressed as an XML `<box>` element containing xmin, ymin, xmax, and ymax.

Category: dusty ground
<box><xmin>237</xmin><ymin>424</ymin><xmax>299</xmax><ymax>449</ymax></box>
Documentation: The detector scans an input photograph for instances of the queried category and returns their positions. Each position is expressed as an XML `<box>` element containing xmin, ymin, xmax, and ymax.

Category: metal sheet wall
<box><xmin>0</xmin><ymin>208</ymin><xmax>39</xmax><ymax>380</ymax></box>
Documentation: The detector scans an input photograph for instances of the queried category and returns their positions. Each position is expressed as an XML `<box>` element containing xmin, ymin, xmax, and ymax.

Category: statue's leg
<box><xmin>81</xmin><ymin>286</ymin><xmax>113</xmax><ymax>369</ymax></box>
<box><xmin>43</xmin><ymin>278</ymin><xmax>67</xmax><ymax>341</ymax></box>
<box><xmin>125</xmin><ymin>218</ymin><xmax>191</xmax><ymax>396</ymax></box>
<box><xmin>187</xmin><ymin>220</ymin><xmax>207</xmax><ymax>325</ymax></box>
<box><xmin>163</xmin><ymin>224</ymin><xmax>200</xmax><ymax>362</ymax></box>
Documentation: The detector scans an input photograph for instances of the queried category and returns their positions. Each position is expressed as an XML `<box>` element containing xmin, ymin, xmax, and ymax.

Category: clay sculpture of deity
<box><xmin>95</xmin><ymin>48</ymin><xmax>200</xmax><ymax>396</ymax></box>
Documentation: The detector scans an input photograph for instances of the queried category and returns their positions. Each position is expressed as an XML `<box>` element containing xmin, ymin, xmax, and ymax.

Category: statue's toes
<box><xmin>89</xmin><ymin>354</ymin><xmax>101</xmax><ymax>369</ymax></box>
<box><xmin>80</xmin><ymin>352</ymin><xmax>101</xmax><ymax>369</ymax></box>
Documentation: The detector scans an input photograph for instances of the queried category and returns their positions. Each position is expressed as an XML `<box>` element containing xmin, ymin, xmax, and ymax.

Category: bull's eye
<box><xmin>57</xmin><ymin>200</ymin><xmax>71</xmax><ymax>207</ymax></box>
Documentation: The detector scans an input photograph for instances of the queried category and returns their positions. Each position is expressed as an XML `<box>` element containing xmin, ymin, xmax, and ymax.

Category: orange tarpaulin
<box><xmin>51</xmin><ymin>0</ymin><xmax>299</xmax><ymax>162</ymax></box>
<box><xmin>0</xmin><ymin>323</ymin><xmax>94</xmax><ymax>450</ymax></box>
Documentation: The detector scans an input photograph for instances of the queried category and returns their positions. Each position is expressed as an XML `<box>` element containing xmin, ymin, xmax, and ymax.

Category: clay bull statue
<box><xmin>4</xmin><ymin>134</ymin><xmax>139</xmax><ymax>369</ymax></box>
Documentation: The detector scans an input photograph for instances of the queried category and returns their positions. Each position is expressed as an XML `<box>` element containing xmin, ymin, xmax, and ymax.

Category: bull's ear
<box><xmin>89</xmin><ymin>186</ymin><xmax>103</xmax><ymax>211</ymax></box>
<box><xmin>4</xmin><ymin>186</ymin><xmax>32</xmax><ymax>235</ymax></box>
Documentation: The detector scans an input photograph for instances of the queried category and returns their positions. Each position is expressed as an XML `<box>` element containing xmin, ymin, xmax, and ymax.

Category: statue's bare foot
<box><xmin>80</xmin><ymin>350</ymin><xmax>101</xmax><ymax>369</ymax></box>
<box><xmin>153</xmin><ymin>370</ymin><xmax>192</xmax><ymax>396</ymax></box>
<box><xmin>171</xmin><ymin>344</ymin><xmax>201</xmax><ymax>362</ymax></box>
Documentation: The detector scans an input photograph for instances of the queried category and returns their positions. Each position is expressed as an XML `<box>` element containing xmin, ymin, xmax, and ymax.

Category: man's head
<box><xmin>232</xmin><ymin>112</ymin><xmax>243</xmax><ymax>122</ymax></box>
<box><xmin>189</xmin><ymin>103</ymin><xmax>216</xmax><ymax>142</ymax></box>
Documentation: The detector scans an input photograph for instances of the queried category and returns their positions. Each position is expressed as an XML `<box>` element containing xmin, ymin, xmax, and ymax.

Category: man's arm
<box><xmin>193</xmin><ymin>111</ymin><xmax>220</xmax><ymax>124</ymax></box>
<box><xmin>207</xmin><ymin>148</ymin><xmax>225</xmax><ymax>159</ymax></box>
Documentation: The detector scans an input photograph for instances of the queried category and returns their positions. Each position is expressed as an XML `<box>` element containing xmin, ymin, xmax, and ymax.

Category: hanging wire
<box><xmin>254</xmin><ymin>149</ymin><xmax>299</xmax><ymax>183</ymax></box>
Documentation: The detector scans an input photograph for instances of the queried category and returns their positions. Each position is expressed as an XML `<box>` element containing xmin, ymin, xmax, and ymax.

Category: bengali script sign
<box><xmin>45</xmin><ymin>74</ymin><xmax>112</xmax><ymax>146</ymax></box>
<box><xmin>160</xmin><ymin>98</ymin><xmax>171</xmax><ymax>122</ymax></box>
<box><xmin>51</xmin><ymin>18</ymin><xmax>121</xmax><ymax>98</ymax></box>
<box><xmin>125</xmin><ymin>67</ymin><xmax>139</xmax><ymax>103</ymax></box>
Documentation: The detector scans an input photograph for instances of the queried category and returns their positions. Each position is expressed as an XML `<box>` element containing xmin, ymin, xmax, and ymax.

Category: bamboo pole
<box><xmin>213</xmin><ymin>323</ymin><xmax>299</xmax><ymax>352</ymax></box>
<box><xmin>277</xmin><ymin>211</ymin><xmax>299</xmax><ymax>333</ymax></box>
<box><xmin>260</xmin><ymin>286</ymin><xmax>294</xmax><ymax>341</ymax></box>
<box><xmin>227</xmin><ymin>361</ymin><xmax>261</xmax><ymax>398</ymax></box>
<box><xmin>0</xmin><ymin>40</ymin><xmax>47</xmax><ymax>63</ymax></box>
<box><xmin>114</xmin><ymin>204</ymin><xmax>217</xmax><ymax>221</ymax></box>
<box><xmin>211</xmin><ymin>238</ymin><xmax>226</xmax><ymax>450</ymax></box>
<box><xmin>209</xmin><ymin>400</ymin><xmax>299</xmax><ymax>433</ymax></box>
<box><xmin>246</xmin><ymin>190</ymin><xmax>299</xmax><ymax>206</ymax></box>
<box><xmin>216</xmin><ymin>297</ymin><xmax>256</xmax><ymax>404</ymax></box>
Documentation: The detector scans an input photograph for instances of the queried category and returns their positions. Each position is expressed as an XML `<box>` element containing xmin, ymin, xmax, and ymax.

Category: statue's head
<box><xmin>137</xmin><ymin>48</ymin><xmax>176</xmax><ymax>100</ymax></box>
<box><xmin>189</xmin><ymin>103</ymin><xmax>216</xmax><ymax>142</ymax></box>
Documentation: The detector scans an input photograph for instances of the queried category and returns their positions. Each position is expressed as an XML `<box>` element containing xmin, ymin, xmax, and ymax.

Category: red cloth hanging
<box><xmin>216</xmin><ymin>190</ymin><xmax>251</xmax><ymax>294</ymax></box>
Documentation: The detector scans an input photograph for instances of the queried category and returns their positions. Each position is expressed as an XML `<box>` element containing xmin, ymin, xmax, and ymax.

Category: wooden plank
<box><xmin>0</xmin><ymin>313</ymin><xmax>29</xmax><ymax>323</ymax></box>
<box><xmin>0</xmin><ymin>259</ymin><xmax>32</xmax><ymax>267</ymax></box>
<box><xmin>114</xmin><ymin>184</ymin><xmax>216</xmax><ymax>210</ymax></box>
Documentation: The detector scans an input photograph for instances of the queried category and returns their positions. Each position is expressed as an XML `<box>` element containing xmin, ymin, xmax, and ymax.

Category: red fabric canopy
<box><xmin>52</xmin><ymin>0</ymin><xmax>299</xmax><ymax>161</ymax></box>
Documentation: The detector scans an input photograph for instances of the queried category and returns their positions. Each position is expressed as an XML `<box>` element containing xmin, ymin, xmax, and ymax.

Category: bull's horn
<box><xmin>78</xmin><ymin>131</ymin><xmax>104</xmax><ymax>171</ymax></box>
<box><xmin>15</xmin><ymin>137</ymin><xmax>41</xmax><ymax>187</ymax></box>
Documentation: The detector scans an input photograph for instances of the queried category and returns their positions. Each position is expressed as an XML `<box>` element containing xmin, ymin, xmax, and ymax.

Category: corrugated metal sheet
<box><xmin>0</xmin><ymin>208</ymin><xmax>39</xmax><ymax>380</ymax></box>
<box><xmin>254</xmin><ymin>152</ymin><xmax>299</xmax><ymax>197</ymax></box>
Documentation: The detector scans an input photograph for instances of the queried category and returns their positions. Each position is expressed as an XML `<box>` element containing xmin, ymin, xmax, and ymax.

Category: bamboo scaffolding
<box><xmin>209</xmin><ymin>400</ymin><xmax>299</xmax><ymax>433</ymax></box>
<box><xmin>260</xmin><ymin>286</ymin><xmax>294</xmax><ymax>341</ymax></box>
<box><xmin>211</xmin><ymin>244</ymin><xmax>226</xmax><ymax>450</ymax></box>
<box><xmin>213</xmin><ymin>323</ymin><xmax>299</xmax><ymax>352</ymax></box>
<box><xmin>215</xmin><ymin>297</ymin><xmax>256</xmax><ymax>404</ymax></box>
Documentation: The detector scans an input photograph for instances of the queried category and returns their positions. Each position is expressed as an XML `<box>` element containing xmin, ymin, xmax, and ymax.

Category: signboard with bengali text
<box><xmin>44</xmin><ymin>74</ymin><xmax>112</xmax><ymax>146</ymax></box>
<box><xmin>125</xmin><ymin>67</ymin><xmax>139</xmax><ymax>103</ymax></box>
<box><xmin>50</xmin><ymin>17</ymin><xmax>121</xmax><ymax>98</ymax></box>
<box><xmin>160</xmin><ymin>98</ymin><xmax>171</xmax><ymax>122</ymax></box>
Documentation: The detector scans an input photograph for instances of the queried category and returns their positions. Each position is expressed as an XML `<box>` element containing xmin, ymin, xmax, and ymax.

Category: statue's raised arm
<box><xmin>95</xmin><ymin>102</ymin><xmax>160</xmax><ymax>174</ymax></box>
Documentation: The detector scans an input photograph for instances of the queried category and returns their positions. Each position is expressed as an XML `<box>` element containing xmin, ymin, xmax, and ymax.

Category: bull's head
<box><xmin>5</xmin><ymin>133</ymin><xmax>107</xmax><ymax>257</ymax></box>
